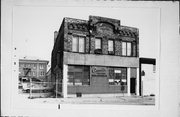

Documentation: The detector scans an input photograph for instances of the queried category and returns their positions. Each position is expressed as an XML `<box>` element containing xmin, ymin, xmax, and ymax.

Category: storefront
<box><xmin>64</xmin><ymin>65</ymin><xmax>138</xmax><ymax>97</ymax></box>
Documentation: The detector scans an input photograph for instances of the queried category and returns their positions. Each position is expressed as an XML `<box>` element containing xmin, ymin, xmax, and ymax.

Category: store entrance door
<box><xmin>130</xmin><ymin>78</ymin><xmax>136</xmax><ymax>94</ymax></box>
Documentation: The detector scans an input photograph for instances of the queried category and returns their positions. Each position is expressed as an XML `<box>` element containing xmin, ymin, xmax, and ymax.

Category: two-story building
<box><xmin>51</xmin><ymin>16</ymin><xmax>140</xmax><ymax>98</ymax></box>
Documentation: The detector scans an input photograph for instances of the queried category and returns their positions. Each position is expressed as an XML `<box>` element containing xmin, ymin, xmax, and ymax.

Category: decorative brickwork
<box><xmin>115</xmin><ymin>40</ymin><xmax>122</xmax><ymax>56</ymax></box>
<box><xmin>90</xmin><ymin>37</ymin><xmax>95</xmax><ymax>54</ymax></box>
<box><xmin>64</xmin><ymin>33</ymin><xmax>72</xmax><ymax>52</ymax></box>
<box><xmin>85</xmin><ymin>36</ymin><xmax>90</xmax><ymax>53</ymax></box>
<box><xmin>102</xmin><ymin>37</ymin><xmax>108</xmax><ymax>55</ymax></box>
<box><xmin>62</xmin><ymin>16</ymin><xmax>139</xmax><ymax>57</ymax></box>
<box><xmin>52</xmin><ymin>16</ymin><xmax>139</xmax><ymax>71</ymax></box>
<box><xmin>89</xmin><ymin>15</ymin><xmax>120</xmax><ymax>31</ymax></box>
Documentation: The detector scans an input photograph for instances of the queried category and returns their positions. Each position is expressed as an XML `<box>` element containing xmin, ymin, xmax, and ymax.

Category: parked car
<box><xmin>21</xmin><ymin>77</ymin><xmax>53</xmax><ymax>93</ymax></box>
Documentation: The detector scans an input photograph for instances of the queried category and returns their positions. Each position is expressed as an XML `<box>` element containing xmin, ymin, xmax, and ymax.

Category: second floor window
<box><xmin>32</xmin><ymin>71</ymin><xmax>36</xmax><ymax>76</ymax></box>
<box><xmin>72</xmin><ymin>36</ymin><xmax>85</xmax><ymax>53</ymax></box>
<box><xmin>108</xmin><ymin>40</ymin><xmax>114</xmax><ymax>53</ymax></box>
<box><xmin>95</xmin><ymin>38</ymin><xmax>102</xmax><ymax>49</ymax></box>
<box><xmin>39</xmin><ymin>64</ymin><xmax>44</xmax><ymax>69</ymax></box>
<box><xmin>33</xmin><ymin>64</ymin><xmax>36</xmax><ymax>69</ymax></box>
<box><xmin>122</xmin><ymin>42</ymin><xmax>132</xmax><ymax>56</ymax></box>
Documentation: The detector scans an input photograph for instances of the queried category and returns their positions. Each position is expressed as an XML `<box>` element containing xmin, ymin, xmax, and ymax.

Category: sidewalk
<box><xmin>18</xmin><ymin>90</ymin><xmax>155</xmax><ymax>105</ymax></box>
<box><xmin>30</xmin><ymin>95</ymin><xmax>155</xmax><ymax>105</ymax></box>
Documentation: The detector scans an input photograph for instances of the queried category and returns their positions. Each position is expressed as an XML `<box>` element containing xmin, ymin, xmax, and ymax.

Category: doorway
<box><xmin>130</xmin><ymin>78</ymin><xmax>136</xmax><ymax>94</ymax></box>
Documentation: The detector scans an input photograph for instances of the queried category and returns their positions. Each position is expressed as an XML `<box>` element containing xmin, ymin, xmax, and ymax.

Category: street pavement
<box><xmin>37</xmin><ymin>96</ymin><xmax>155</xmax><ymax>105</ymax></box>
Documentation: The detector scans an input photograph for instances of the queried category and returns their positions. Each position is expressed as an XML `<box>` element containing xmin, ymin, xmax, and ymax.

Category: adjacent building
<box><xmin>139</xmin><ymin>58</ymin><xmax>156</xmax><ymax>96</ymax></box>
<box><xmin>19</xmin><ymin>58</ymin><xmax>49</xmax><ymax>81</ymax></box>
<box><xmin>46</xmin><ymin>68</ymin><xmax>55</xmax><ymax>82</ymax></box>
<box><xmin>51</xmin><ymin>16</ymin><xmax>140</xmax><ymax>97</ymax></box>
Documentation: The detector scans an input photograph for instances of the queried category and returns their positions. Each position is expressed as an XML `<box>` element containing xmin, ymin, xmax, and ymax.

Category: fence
<box><xmin>19</xmin><ymin>81</ymin><xmax>63</xmax><ymax>98</ymax></box>
<box><xmin>19</xmin><ymin>81</ymin><xmax>127</xmax><ymax>98</ymax></box>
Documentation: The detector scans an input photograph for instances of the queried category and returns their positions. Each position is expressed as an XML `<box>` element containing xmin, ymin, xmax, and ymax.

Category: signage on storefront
<box><xmin>114</xmin><ymin>70</ymin><xmax>121</xmax><ymax>73</ymax></box>
<box><xmin>121</xmin><ymin>79</ymin><xmax>127</xmax><ymax>82</ymax></box>
<box><xmin>91</xmin><ymin>66</ymin><xmax>108</xmax><ymax>77</ymax></box>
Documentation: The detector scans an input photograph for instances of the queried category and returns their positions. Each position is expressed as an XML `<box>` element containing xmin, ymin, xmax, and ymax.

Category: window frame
<box><xmin>72</xmin><ymin>35</ymin><xmax>86</xmax><ymax>53</ymax></box>
<box><xmin>108</xmin><ymin>67</ymin><xmax>127</xmax><ymax>86</ymax></box>
<box><xmin>40</xmin><ymin>71</ymin><xmax>45</xmax><ymax>76</ymax></box>
<box><xmin>67</xmin><ymin>65</ymin><xmax>90</xmax><ymax>86</ymax></box>
<box><xmin>122</xmin><ymin>41</ymin><xmax>132</xmax><ymax>57</ymax></box>
<box><xmin>95</xmin><ymin>38</ymin><xmax>102</xmax><ymax>50</ymax></box>
<box><xmin>108</xmin><ymin>39</ymin><xmax>115</xmax><ymax>55</ymax></box>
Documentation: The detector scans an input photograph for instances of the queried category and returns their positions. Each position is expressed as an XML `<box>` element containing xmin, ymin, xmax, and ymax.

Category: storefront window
<box><xmin>108</xmin><ymin>67</ymin><xmax>127</xmax><ymax>85</ymax></box>
<box><xmin>68</xmin><ymin>65</ymin><xmax>90</xmax><ymax>86</ymax></box>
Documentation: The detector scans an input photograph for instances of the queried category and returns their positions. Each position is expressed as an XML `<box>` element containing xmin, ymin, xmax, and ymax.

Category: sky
<box><xmin>13</xmin><ymin>6</ymin><xmax>160</xmax><ymax>68</ymax></box>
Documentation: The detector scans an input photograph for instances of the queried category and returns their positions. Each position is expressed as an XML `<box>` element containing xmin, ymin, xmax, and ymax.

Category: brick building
<box><xmin>51</xmin><ymin>16</ymin><xmax>139</xmax><ymax>97</ymax></box>
<box><xmin>19</xmin><ymin>58</ymin><xmax>49</xmax><ymax>81</ymax></box>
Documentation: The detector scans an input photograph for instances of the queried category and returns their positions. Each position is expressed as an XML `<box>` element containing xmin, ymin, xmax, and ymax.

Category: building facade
<box><xmin>51</xmin><ymin>16</ymin><xmax>139</xmax><ymax>97</ymax></box>
<box><xmin>19</xmin><ymin>58</ymin><xmax>49</xmax><ymax>81</ymax></box>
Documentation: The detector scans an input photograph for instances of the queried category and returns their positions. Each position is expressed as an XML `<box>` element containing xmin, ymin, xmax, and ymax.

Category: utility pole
<box><xmin>29</xmin><ymin>77</ymin><xmax>32</xmax><ymax>99</ymax></box>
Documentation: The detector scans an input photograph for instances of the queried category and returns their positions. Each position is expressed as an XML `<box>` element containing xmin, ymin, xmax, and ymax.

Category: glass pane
<box><xmin>127</xmin><ymin>42</ymin><xmax>132</xmax><ymax>56</ymax></box>
<box><xmin>68</xmin><ymin>77</ymin><xmax>74</xmax><ymax>85</ymax></box>
<box><xmin>95</xmin><ymin>38</ymin><xmax>101</xmax><ymax>49</ymax></box>
<box><xmin>115</xmin><ymin>73</ymin><xmax>121</xmax><ymax>79</ymax></box>
<box><xmin>109</xmin><ymin>68</ymin><xmax>114</xmax><ymax>79</ymax></box>
<box><xmin>72</xmin><ymin>36</ymin><xmax>78</xmax><ymax>52</ymax></box>
<box><xmin>79</xmin><ymin>37</ymin><xmax>85</xmax><ymax>52</ymax></box>
<box><xmin>68</xmin><ymin>72</ymin><xmax>74</xmax><ymax>85</ymax></box>
<box><xmin>83</xmin><ymin>66</ymin><xmax>90</xmax><ymax>85</ymax></box>
<box><xmin>108</xmin><ymin>40</ymin><xmax>114</xmax><ymax>51</ymax></box>
<box><xmin>109</xmin><ymin>79</ymin><xmax>114</xmax><ymax>85</ymax></box>
<box><xmin>74</xmin><ymin>79</ymin><xmax>82</xmax><ymax>85</ymax></box>
<box><xmin>68</xmin><ymin>66</ymin><xmax>74</xmax><ymax>72</ymax></box>
<box><xmin>82</xmin><ymin>79</ymin><xmax>90</xmax><ymax>85</ymax></box>
<box><xmin>122</xmin><ymin>42</ymin><xmax>126</xmax><ymax>56</ymax></box>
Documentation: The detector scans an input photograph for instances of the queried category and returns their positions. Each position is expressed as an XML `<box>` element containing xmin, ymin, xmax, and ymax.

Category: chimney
<box><xmin>54</xmin><ymin>31</ymin><xmax>58</xmax><ymax>43</ymax></box>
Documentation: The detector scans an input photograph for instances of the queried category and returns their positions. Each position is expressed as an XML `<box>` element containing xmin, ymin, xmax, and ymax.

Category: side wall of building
<box><xmin>51</xmin><ymin>19</ymin><xmax>65</xmax><ymax>94</ymax></box>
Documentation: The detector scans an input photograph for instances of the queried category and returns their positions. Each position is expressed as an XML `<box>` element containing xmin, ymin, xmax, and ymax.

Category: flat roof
<box><xmin>19</xmin><ymin>59</ymin><xmax>49</xmax><ymax>64</ymax></box>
